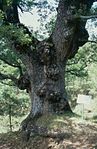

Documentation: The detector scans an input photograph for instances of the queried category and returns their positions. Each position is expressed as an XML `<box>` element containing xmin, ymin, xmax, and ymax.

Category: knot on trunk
<box><xmin>46</xmin><ymin>91</ymin><xmax>62</xmax><ymax>103</ymax></box>
<box><xmin>40</xmin><ymin>47</ymin><xmax>51</xmax><ymax>64</ymax></box>
<box><xmin>18</xmin><ymin>73</ymin><xmax>31</xmax><ymax>92</ymax></box>
<box><xmin>14</xmin><ymin>42</ymin><xmax>30</xmax><ymax>52</ymax></box>
<box><xmin>45</xmin><ymin>64</ymin><xmax>60</xmax><ymax>81</ymax></box>
<box><xmin>50</xmin><ymin>100</ymin><xmax>71</xmax><ymax>113</ymax></box>
<box><xmin>37</xmin><ymin>86</ymin><xmax>46</xmax><ymax>97</ymax></box>
<box><xmin>37</xmin><ymin>42</ymin><xmax>56</xmax><ymax>65</ymax></box>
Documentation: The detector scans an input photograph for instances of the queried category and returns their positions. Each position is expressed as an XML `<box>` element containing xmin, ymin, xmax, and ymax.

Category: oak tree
<box><xmin>0</xmin><ymin>0</ymin><xmax>95</xmax><ymax>136</ymax></box>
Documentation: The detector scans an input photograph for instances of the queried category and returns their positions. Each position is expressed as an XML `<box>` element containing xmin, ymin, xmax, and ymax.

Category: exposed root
<box><xmin>20</xmin><ymin>113</ymin><xmax>43</xmax><ymax>141</ymax></box>
<box><xmin>21</xmin><ymin>124</ymin><xmax>71</xmax><ymax>142</ymax></box>
<box><xmin>20</xmin><ymin>113</ymin><xmax>33</xmax><ymax>131</ymax></box>
<box><xmin>30</xmin><ymin>126</ymin><xmax>71</xmax><ymax>139</ymax></box>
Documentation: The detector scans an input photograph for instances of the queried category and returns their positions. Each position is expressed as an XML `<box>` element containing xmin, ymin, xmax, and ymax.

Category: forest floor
<box><xmin>0</xmin><ymin>113</ymin><xmax>97</xmax><ymax>149</ymax></box>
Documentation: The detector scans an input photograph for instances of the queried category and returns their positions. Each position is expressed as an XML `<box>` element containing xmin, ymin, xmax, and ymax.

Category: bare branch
<box><xmin>67</xmin><ymin>57</ymin><xmax>81</xmax><ymax>66</ymax></box>
<box><xmin>0</xmin><ymin>81</ymin><xmax>15</xmax><ymax>87</ymax></box>
<box><xmin>67</xmin><ymin>15</ymin><xmax>97</xmax><ymax>21</ymax></box>
<box><xmin>79</xmin><ymin>39</ymin><xmax>97</xmax><ymax>44</ymax></box>
<box><xmin>18</xmin><ymin>5</ymin><xmax>33</xmax><ymax>15</ymax></box>
<box><xmin>87</xmin><ymin>40</ymin><xmax>97</xmax><ymax>44</ymax></box>
<box><xmin>0</xmin><ymin>57</ymin><xmax>20</xmax><ymax>68</ymax></box>
<box><xmin>79</xmin><ymin>15</ymin><xmax>97</xmax><ymax>20</ymax></box>
<box><xmin>18</xmin><ymin>4</ymin><xmax>24</xmax><ymax>13</ymax></box>
<box><xmin>66</xmin><ymin>66</ymin><xmax>87</xmax><ymax>77</ymax></box>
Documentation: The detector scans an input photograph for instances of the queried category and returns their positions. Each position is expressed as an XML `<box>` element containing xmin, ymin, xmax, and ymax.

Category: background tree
<box><xmin>0</xmin><ymin>0</ymin><xmax>95</xmax><ymax>136</ymax></box>
<box><xmin>65</xmin><ymin>42</ymin><xmax>97</xmax><ymax>106</ymax></box>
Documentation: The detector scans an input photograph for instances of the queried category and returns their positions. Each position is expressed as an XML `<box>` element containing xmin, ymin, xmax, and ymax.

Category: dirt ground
<box><xmin>0</xmin><ymin>115</ymin><xmax>97</xmax><ymax>149</ymax></box>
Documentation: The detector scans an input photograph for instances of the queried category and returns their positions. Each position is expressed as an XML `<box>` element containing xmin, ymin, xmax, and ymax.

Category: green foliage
<box><xmin>66</xmin><ymin>42</ymin><xmax>97</xmax><ymax>111</ymax></box>
<box><xmin>45</xmin><ymin>17</ymin><xmax>56</xmax><ymax>35</ymax></box>
<box><xmin>66</xmin><ymin>43</ymin><xmax>97</xmax><ymax>78</ymax></box>
<box><xmin>91</xmin><ymin>2</ymin><xmax>97</xmax><ymax>14</ymax></box>
<box><xmin>0</xmin><ymin>83</ymin><xmax>30</xmax><ymax>116</ymax></box>
<box><xmin>0</xmin><ymin>10</ymin><xmax>4</xmax><ymax>20</ymax></box>
<box><xmin>0</xmin><ymin>60</ymin><xmax>18</xmax><ymax>77</ymax></box>
<box><xmin>0</xmin><ymin>25</ymin><xmax>32</xmax><ymax>46</ymax></box>
<box><xmin>19</xmin><ymin>0</ymin><xmax>35</xmax><ymax>11</ymax></box>
<box><xmin>0</xmin><ymin>25</ymin><xmax>30</xmax><ymax>117</ymax></box>
<box><xmin>0</xmin><ymin>115</ymin><xmax>26</xmax><ymax>132</ymax></box>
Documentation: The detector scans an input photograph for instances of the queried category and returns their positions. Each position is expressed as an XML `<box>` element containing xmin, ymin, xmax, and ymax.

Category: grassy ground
<box><xmin>0</xmin><ymin>115</ymin><xmax>27</xmax><ymax>133</ymax></box>
<box><xmin>0</xmin><ymin>113</ymin><xmax>97</xmax><ymax>149</ymax></box>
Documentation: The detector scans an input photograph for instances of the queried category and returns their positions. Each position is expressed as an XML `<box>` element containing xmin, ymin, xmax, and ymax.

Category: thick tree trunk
<box><xmin>20</xmin><ymin>52</ymin><xmax>72</xmax><ymax>136</ymax></box>
<box><xmin>24</xmin><ymin>46</ymin><xmax>71</xmax><ymax>118</ymax></box>
<box><xmin>29</xmin><ymin>60</ymin><xmax>71</xmax><ymax>117</ymax></box>
<box><xmin>20</xmin><ymin>44</ymin><xmax>72</xmax><ymax>133</ymax></box>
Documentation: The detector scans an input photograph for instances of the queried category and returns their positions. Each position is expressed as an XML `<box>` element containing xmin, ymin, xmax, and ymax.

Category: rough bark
<box><xmin>19</xmin><ymin>41</ymin><xmax>72</xmax><ymax>117</ymax></box>
<box><xmin>0</xmin><ymin>0</ymin><xmax>94</xmax><ymax>138</ymax></box>
<box><xmin>52</xmin><ymin>0</ymin><xmax>94</xmax><ymax>61</ymax></box>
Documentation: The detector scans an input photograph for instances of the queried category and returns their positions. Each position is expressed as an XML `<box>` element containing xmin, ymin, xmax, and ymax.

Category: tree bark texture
<box><xmin>18</xmin><ymin>41</ymin><xmax>71</xmax><ymax>117</ymax></box>
<box><xmin>0</xmin><ymin>0</ymin><xmax>94</xmax><ymax>129</ymax></box>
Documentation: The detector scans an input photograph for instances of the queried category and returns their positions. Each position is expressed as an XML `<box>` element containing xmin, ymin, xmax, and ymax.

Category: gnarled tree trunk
<box><xmin>19</xmin><ymin>41</ymin><xmax>72</xmax><ymax>132</ymax></box>
<box><xmin>28</xmin><ymin>53</ymin><xmax>71</xmax><ymax>116</ymax></box>
<box><xmin>0</xmin><ymin>0</ymin><xmax>94</xmax><ymax>139</ymax></box>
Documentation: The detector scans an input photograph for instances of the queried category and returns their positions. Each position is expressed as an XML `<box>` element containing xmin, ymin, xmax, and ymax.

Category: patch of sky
<box><xmin>19</xmin><ymin>1</ymin><xmax>97</xmax><ymax>41</ymax></box>
<box><xmin>86</xmin><ymin>2</ymin><xmax>97</xmax><ymax>41</ymax></box>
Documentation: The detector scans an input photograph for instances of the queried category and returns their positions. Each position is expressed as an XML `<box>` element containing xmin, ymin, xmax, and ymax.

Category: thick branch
<box><xmin>52</xmin><ymin>0</ymin><xmax>94</xmax><ymax>61</ymax></box>
<box><xmin>0</xmin><ymin>81</ymin><xmax>15</xmax><ymax>86</ymax></box>
<box><xmin>0</xmin><ymin>72</ymin><xmax>17</xmax><ymax>84</ymax></box>
<box><xmin>78</xmin><ymin>40</ymin><xmax>97</xmax><ymax>44</ymax></box>
<box><xmin>0</xmin><ymin>57</ymin><xmax>23</xmax><ymax>75</ymax></box>
<box><xmin>67</xmin><ymin>15</ymin><xmax>97</xmax><ymax>22</ymax></box>
<box><xmin>0</xmin><ymin>0</ymin><xmax>39</xmax><ymax>67</ymax></box>
<box><xmin>79</xmin><ymin>15</ymin><xmax>97</xmax><ymax>20</ymax></box>
<box><xmin>17</xmin><ymin>72</ymin><xmax>31</xmax><ymax>92</ymax></box>
<box><xmin>87</xmin><ymin>40</ymin><xmax>97</xmax><ymax>44</ymax></box>
<box><xmin>0</xmin><ymin>72</ymin><xmax>31</xmax><ymax>92</ymax></box>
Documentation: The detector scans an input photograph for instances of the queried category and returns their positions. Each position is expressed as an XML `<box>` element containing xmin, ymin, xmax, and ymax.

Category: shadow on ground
<box><xmin>0</xmin><ymin>114</ymin><xmax>97</xmax><ymax>149</ymax></box>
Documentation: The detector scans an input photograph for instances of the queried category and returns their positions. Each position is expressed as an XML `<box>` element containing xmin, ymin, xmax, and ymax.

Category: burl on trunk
<box><xmin>28</xmin><ymin>41</ymin><xmax>71</xmax><ymax>116</ymax></box>
<box><xmin>19</xmin><ymin>40</ymin><xmax>72</xmax><ymax>132</ymax></box>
